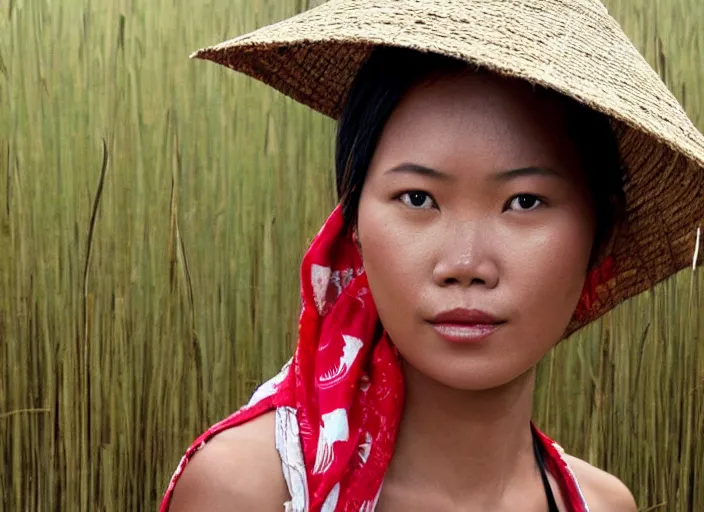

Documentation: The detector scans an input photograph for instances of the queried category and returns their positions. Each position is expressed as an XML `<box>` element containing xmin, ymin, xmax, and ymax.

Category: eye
<box><xmin>399</xmin><ymin>191</ymin><xmax>435</xmax><ymax>209</ymax></box>
<box><xmin>507</xmin><ymin>194</ymin><xmax>543</xmax><ymax>212</ymax></box>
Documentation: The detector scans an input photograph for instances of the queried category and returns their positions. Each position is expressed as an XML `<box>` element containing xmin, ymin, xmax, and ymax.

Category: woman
<box><xmin>162</xmin><ymin>1</ymin><xmax>704</xmax><ymax>511</ymax></box>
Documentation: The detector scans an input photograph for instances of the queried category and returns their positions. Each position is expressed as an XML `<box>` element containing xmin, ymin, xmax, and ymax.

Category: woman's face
<box><xmin>356</xmin><ymin>71</ymin><xmax>596</xmax><ymax>391</ymax></box>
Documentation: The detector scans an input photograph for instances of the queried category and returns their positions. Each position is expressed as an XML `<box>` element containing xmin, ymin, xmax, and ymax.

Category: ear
<box><xmin>352</xmin><ymin>225</ymin><xmax>363</xmax><ymax>255</ymax></box>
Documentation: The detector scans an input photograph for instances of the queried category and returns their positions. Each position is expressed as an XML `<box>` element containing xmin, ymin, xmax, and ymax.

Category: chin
<box><xmin>436</xmin><ymin>368</ymin><xmax>529</xmax><ymax>391</ymax></box>
<box><xmin>405</xmin><ymin>355</ymin><xmax>535</xmax><ymax>392</ymax></box>
<box><xmin>393</xmin><ymin>326</ymin><xmax>539</xmax><ymax>392</ymax></box>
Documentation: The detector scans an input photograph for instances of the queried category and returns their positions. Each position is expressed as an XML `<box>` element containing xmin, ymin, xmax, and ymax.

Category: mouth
<box><xmin>429</xmin><ymin>308</ymin><xmax>506</xmax><ymax>344</ymax></box>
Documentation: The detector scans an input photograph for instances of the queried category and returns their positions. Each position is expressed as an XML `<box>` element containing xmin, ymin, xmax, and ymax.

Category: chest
<box><xmin>276</xmin><ymin>407</ymin><xmax>575</xmax><ymax>512</ymax></box>
<box><xmin>373</xmin><ymin>477</ymin><xmax>566</xmax><ymax>512</ymax></box>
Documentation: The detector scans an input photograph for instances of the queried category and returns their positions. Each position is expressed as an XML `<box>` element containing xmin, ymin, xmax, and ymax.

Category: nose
<box><xmin>432</xmin><ymin>222</ymin><xmax>500</xmax><ymax>289</ymax></box>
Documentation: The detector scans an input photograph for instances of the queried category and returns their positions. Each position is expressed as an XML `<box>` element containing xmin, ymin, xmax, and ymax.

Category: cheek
<box><xmin>507</xmin><ymin>212</ymin><xmax>593</xmax><ymax>332</ymax></box>
<box><xmin>356</xmin><ymin>196</ymin><xmax>433</xmax><ymax>324</ymax></box>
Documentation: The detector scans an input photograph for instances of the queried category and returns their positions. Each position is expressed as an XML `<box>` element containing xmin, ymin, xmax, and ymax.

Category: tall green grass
<box><xmin>0</xmin><ymin>0</ymin><xmax>701</xmax><ymax>510</ymax></box>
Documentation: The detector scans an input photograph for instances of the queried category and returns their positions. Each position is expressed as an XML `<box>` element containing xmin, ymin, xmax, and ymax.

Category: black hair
<box><xmin>335</xmin><ymin>46</ymin><xmax>625</xmax><ymax>268</ymax></box>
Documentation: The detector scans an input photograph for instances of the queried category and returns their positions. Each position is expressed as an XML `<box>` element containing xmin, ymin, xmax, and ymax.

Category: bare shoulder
<box><xmin>168</xmin><ymin>411</ymin><xmax>289</xmax><ymax>512</ymax></box>
<box><xmin>563</xmin><ymin>453</ymin><xmax>637</xmax><ymax>512</ymax></box>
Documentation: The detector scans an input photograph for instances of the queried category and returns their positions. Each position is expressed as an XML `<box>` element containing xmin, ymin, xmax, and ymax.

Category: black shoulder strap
<box><xmin>532</xmin><ymin>425</ymin><xmax>560</xmax><ymax>512</ymax></box>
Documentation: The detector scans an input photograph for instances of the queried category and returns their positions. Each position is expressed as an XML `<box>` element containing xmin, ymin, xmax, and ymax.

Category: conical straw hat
<box><xmin>191</xmin><ymin>0</ymin><xmax>704</xmax><ymax>334</ymax></box>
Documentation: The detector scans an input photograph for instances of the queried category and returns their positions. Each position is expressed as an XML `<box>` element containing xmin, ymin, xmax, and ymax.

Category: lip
<box><xmin>429</xmin><ymin>308</ymin><xmax>505</xmax><ymax>344</ymax></box>
<box><xmin>431</xmin><ymin>308</ymin><xmax>502</xmax><ymax>325</ymax></box>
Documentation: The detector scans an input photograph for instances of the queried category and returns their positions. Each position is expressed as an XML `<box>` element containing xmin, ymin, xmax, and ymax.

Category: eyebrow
<box><xmin>492</xmin><ymin>166</ymin><xmax>565</xmax><ymax>182</ymax></box>
<box><xmin>385</xmin><ymin>162</ymin><xmax>565</xmax><ymax>182</ymax></box>
<box><xmin>385</xmin><ymin>163</ymin><xmax>451</xmax><ymax>180</ymax></box>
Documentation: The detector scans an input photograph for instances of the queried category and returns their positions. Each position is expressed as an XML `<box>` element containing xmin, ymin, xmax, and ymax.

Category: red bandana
<box><xmin>160</xmin><ymin>205</ymin><xmax>589</xmax><ymax>512</ymax></box>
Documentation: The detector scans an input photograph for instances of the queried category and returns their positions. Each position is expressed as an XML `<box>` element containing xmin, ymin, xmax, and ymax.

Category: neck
<box><xmin>386</xmin><ymin>361</ymin><xmax>538</xmax><ymax>504</ymax></box>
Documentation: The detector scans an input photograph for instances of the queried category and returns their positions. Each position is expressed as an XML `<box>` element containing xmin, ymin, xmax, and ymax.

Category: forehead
<box><xmin>372</xmin><ymin>70</ymin><xmax>581</xmax><ymax>173</ymax></box>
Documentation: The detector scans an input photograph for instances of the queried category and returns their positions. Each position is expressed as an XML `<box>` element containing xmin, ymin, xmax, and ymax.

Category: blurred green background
<box><xmin>0</xmin><ymin>0</ymin><xmax>702</xmax><ymax>510</ymax></box>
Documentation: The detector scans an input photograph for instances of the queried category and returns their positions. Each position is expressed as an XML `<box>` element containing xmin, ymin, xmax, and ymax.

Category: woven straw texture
<box><xmin>192</xmin><ymin>0</ymin><xmax>704</xmax><ymax>334</ymax></box>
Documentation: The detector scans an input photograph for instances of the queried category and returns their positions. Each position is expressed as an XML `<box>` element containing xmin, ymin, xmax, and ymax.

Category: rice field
<box><xmin>0</xmin><ymin>0</ymin><xmax>702</xmax><ymax>510</ymax></box>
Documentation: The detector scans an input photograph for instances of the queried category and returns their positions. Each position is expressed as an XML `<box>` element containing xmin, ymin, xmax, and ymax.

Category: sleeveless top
<box><xmin>159</xmin><ymin>205</ymin><xmax>591</xmax><ymax>512</ymax></box>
